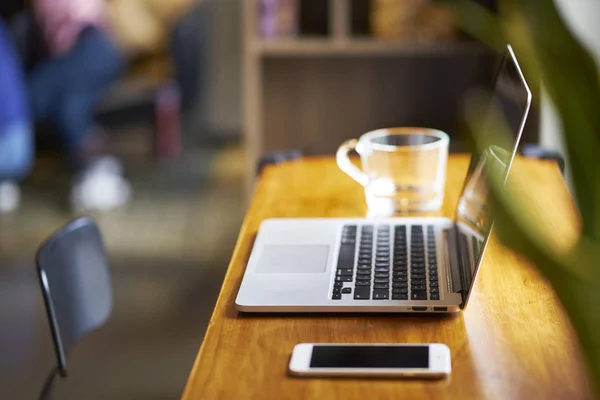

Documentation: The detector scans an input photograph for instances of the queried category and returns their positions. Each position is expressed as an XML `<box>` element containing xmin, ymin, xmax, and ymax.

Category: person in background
<box><xmin>107</xmin><ymin>0</ymin><xmax>195</xmax><ymax>57</ymax></box>
<box><xmin>30</xmin><ymin>0</ymin><xmax>130</xmax><ymax>211</ymax></box>
<box><xmin>0</xmin><ymin>19</ymin><xmax>32</xmax><ymax>213</ymax></box>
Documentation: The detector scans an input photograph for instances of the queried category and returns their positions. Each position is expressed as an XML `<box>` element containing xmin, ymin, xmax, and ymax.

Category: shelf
<box><xmin>250</xmin><ymin>38</ymin><xmax>489</xmax><ymax>57</ymax></box>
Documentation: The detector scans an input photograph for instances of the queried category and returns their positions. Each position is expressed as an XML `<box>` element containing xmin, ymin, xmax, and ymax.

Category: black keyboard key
<box><xmin>335</xmin><ymin>276</ymin><xmax>352</xmax><ymax>282</ymax></box>
<box><xmin>355</xmin><ymin>281</ymin><xmax>371</xmax><ymax>286</ymax></box>
<box><xmin>334</xmin><ymin>282</ymin><xmax>343</xmax><ymax>288</ymax></box>
<box><xmin>342</xmin><ymin>287</ymin><xmax>352</xmax><ymax>294</ymax></box>
<box><xmin>392</xmin><ymin>294</ymin><xmax>408</xmax><ymax>300</ymax></box>
<box><xmin>430</xmin><ymin>281</ymin><xmax>439</xmax><ymax>288</ymax></box>
<box><xmin>411</xmin><ymin>285</ymin><xmax>426</xmax><ymax>291</ymax></box>
<box><xmin>430</xmin><ymin>287</ymin><xmax>439</xmax><ymax>294</ymax></box>
<box><xmin>337</xmin><ymin>269</ymin><xmax>354</xmax><ymax>276</ymax></box>
<box><xmin>373</xmin><ymin>289</ymin><xmax>389</xmax><ymax>300</ymax></box>
<box><xmin>392</xmin><ymin>288</ymin><xmax>408</xmax><ymax>294</ymax></box>
<box><xmin>374</xmin><ymin>267</ymin><xmax>390</xmax><ymax>273</ymax></box>
<box><xmin>430</xmin><ymin>293</ymin><xmax>440</xmax><ymax>300</ymax></box>
<box><xmin>374</xmin><ymin>283</ymin><xmax>389</xmax><ymax>289</ymax></box>
<box><xmin>356</xmin><ymin>270</ymin><xmax>371</xmax><ymax>276</ymax></box>
<box><xmin>393</xmin><ymin>276</ymin><xmax>408</xmax><ymax>283</ymax></box>
<box><xmin>411</xmin><ymin>279</ymin><xmax>426</xmax><ymax>285</ymax></box>
<box><xmin>332</xmin><ymin>293</ymin><xmax>342</xmax><ymax>300</ymax></box>
<box><xmin>412</xmin><ymin>274</ymin><xmax>426</xmax><ymax>280</ymax></box>
<box><xmin>411</xmin><ymin>291</ymin><xmax>427</xmax><ymax>300</ymax></box>
<box><xmin>392</xmin><ymin>282</ymin><xmax>408</xmax><ymax>288</ymax></box>
<box><xmin>374</xmin><ymin>277</ymin><xmax>389</xmax><ymax>283</ymax></box>
<box><xmin>374</xmin><ymin>273</ymin><xmax>389</xmax><ymax>279</ymax></box>
<box><xmin>354</xmin><ymin>286</ymin><xmax>370</xmax><ymax>299</ymax></box>
<box><xmin>356</xmin><ymin>275</ymin><xmax>371</xmax><ymax>282</ymax></box>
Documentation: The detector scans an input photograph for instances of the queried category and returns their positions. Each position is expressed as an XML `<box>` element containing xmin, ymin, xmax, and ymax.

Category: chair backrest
<box><xmin>36</xmin><ymin>217</ymin><xmax>113</xmax><ymax>377</ymax></box>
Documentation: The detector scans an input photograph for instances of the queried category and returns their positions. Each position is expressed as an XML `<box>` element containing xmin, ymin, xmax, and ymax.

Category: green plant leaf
<box><xmin>463</xmin><ymin>91</ymin><xmax>596</xmax><ymax>283</ymax></box>
<box><xmin>465</xmin><ymin>90</ymin><xmax>600</xmax><ymax>395</ymax></box>
<box><xmin>501</xmin><ymin>1</ymin><xmax>600</xmax><ymax>241</ymax></box>
<box><xmin>445</xmin><ymin>0</ymin><xmax>504</xmax><ymax>51</ymax></box>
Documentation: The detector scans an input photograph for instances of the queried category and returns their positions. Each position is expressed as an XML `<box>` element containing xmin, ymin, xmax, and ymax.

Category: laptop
<box><xmin>236</xmin><ymin>45</ymin><xmax>532</xmax><ymax>313</ymax></box>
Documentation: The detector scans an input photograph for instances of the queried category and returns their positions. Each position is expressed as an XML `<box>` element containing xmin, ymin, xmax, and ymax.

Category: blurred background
<box><xmin>0</xmin><ymin>0</ymin><xmax>597</xmax><ymax>399</ymax></box>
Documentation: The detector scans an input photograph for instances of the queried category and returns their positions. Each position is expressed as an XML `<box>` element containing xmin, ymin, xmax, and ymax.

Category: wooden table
<box><xmin>182</xmin><ymin>155</ymin><xmax>592</xmax><ymax>399</ymax></box>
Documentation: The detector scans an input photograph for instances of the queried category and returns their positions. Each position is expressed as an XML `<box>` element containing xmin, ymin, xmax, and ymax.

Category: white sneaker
<box><xmin>70</xmin><ymin>157</ymin><xmax>132</xmax><ymax>212</ymax></box>
<box><xmin>0</xmin><ymin>181</ymin><xmax>21</xmax><ymax>214</ymax></box>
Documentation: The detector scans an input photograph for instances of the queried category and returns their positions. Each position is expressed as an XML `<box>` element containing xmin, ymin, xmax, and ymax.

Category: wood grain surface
<box><xmin>181</xmin><ymin>155</ymin><xmax>592</xmax><ymax>400</ymax></box>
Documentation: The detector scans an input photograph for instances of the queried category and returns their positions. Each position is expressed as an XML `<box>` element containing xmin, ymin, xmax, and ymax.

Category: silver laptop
<box><xmin>236</xmin><ymin>45</ymin><xmax>532</xmax><ymax>313</ymax></box>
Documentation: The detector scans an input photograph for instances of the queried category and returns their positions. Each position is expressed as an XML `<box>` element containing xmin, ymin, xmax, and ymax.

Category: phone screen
<box><xmin>309</xmin><ymin>345</ymin><xmax>429</xmax><ymax>369</ymax></box>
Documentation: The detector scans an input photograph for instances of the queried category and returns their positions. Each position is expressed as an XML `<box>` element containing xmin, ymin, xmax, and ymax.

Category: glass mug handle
<box><xmin>336</xmin><ymin>139</ymin><xmax>369</xmax><ymax>186</ymax></box>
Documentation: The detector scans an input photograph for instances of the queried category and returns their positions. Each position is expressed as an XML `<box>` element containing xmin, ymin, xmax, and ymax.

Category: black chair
<box><xmin>257</xmin><ymin>150</ymin><xmax>303</xmax><ymax>175</ymax></box>
<box><xmin>36</xmin><ymin>217</ymin><xmax>113</xmax><ymax>400</ymax></box>
<box><xmin>521</xmin><ymin>144</ymin><xmax>566</xmax><ymax>175</ymax></box>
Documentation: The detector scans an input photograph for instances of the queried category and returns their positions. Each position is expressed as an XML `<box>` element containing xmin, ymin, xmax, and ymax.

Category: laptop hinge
<box><xmin>446</xmin><ymin>226</ymin><xmax>468</xmax><ymax>306</ymax></box>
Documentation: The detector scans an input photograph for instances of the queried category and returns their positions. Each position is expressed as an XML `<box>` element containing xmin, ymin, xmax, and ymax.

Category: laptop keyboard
<box><xmin>332</xmin><ymin>224</ymin><xmax>440</xmax><ymax>301</ymax></box>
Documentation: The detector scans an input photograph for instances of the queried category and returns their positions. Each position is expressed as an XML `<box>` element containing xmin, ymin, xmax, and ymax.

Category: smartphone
<box><xmin>289</xmin><ymin>343</ymin><xmax>451</xmax><ymax>378</ymax></box>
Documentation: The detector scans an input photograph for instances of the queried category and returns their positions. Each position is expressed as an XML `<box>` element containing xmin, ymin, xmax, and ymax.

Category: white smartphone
<box><xmin>289</xmin><ymin>343</ymin><xmax>451</xmax><ymax>378</ymax></box>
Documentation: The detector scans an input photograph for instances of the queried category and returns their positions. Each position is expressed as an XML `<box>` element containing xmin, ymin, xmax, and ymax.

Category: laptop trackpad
<box><xmin>256</xmin><ymin>245</ymin><xmax>329</xmax><ymax>274</ymax></box>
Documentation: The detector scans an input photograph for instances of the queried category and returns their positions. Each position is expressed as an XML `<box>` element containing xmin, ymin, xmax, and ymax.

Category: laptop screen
<box><xmin>455</xmin><ymin>45</ymin><xmax>532</xmax><ymax>303</ymax></box>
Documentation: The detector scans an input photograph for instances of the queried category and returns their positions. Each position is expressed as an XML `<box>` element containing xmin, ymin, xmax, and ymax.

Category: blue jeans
<box><xmin>0</xmin><ymin>121</ymin><xmax>33</xmax><ymax>181</ymax></box>
<box><xmin>29</xmin><ymin>26</ymin><xmax>124</xmax><ymax>156</ymax></box>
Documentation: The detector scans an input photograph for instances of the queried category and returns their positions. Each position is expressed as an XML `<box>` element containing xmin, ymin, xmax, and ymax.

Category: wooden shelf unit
<box><xmin>243</xmin><ymin>0</ymin><xmax>495</xmax><ymax>192</ymax></box>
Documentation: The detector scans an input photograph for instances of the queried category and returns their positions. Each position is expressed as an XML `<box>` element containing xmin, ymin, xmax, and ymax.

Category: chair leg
<box><xmin>39</xmin><ymin>366</ymin><xmax>59</xmax><ymax>400</ymax></box>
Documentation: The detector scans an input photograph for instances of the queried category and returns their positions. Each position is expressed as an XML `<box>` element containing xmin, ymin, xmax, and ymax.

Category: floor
<box><xmin>0</xmin><ymin>144</ymin><xmax>246</xmax><ymax>399</ymax></box>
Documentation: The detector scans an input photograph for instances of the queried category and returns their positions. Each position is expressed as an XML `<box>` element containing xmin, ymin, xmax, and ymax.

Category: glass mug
<box><xmin>336</xmin><ymin>127</ymin><xmax>449</xmax><ymax>214</ymax></box>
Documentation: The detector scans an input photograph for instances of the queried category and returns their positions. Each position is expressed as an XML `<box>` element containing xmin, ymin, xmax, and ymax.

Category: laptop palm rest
<box><xmin>256</xmin><ymin>245</ymin><xmax>330</xmax><ymax>274</ymax></box>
